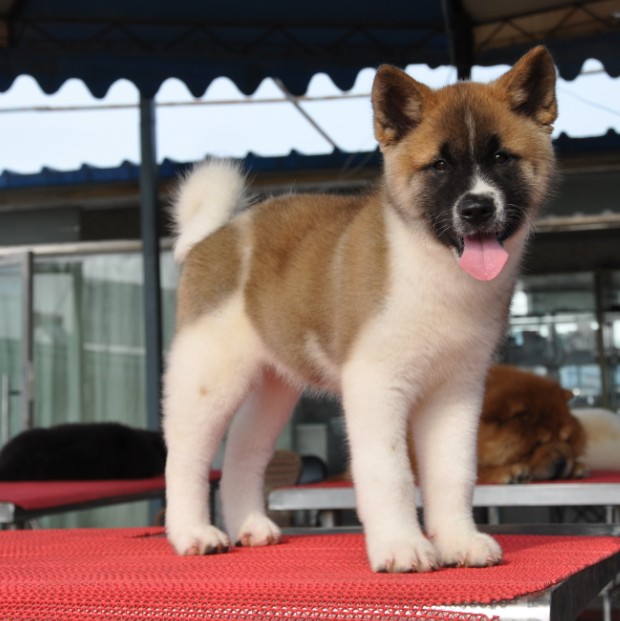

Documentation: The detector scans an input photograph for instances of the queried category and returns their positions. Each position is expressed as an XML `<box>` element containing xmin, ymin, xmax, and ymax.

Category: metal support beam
<box><xmin>594</xmin><ymin>271</ymin><xmax>611</xmax><ymax>409</ymax></box>
<box><xmin>273</xmin><ymin>78</ymin><xmax>339</xmax><ymax>150</ymax></box>
<box><xmin>440</xmin><ymin>0</ymin><xmax>473</xmax><ymax>81</ymax></box>
<box><xmin>139</xmin><ymin>96</ymin><xmax>163</xmax><ymax>432</ymax></box>
<box><xmin>20</xmin><ymin>251</ymin><xmax>34</xmax><ymax>431</ymax></box>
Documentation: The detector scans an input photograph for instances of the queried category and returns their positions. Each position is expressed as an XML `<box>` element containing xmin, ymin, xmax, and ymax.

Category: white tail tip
<box><xmin>171</xmin><ymin>159</ymin><xmax>247</xmax><ymax>263</ymax></box>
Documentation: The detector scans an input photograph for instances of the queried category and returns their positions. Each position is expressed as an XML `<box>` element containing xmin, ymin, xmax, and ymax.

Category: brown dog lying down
<box><xmin>475</xmin><ymin>364</ymin><xmax>587</xmax><ymax>483</ymax></box>
<box><xmin>339</xmin><ymin>364</ymin><xmax>588</xmax><ymax>485</ymax></box>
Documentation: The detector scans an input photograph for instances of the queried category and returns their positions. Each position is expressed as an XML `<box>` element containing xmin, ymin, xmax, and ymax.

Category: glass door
<box><xmin>0</xmin><ymin>252</ymin><xmax>34</xmax><ymax>442</ymax></box>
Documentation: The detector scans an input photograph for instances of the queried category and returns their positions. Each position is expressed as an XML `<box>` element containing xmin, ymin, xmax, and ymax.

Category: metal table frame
<box><xmin>0</xmin><ymin>487</ymin><xmax>165</xmax><ymax>528</ymax></box>
<box><xmin>269</xmin><ymin>478</ymin><xmax>620</xmax><ymax>524</ymax></box>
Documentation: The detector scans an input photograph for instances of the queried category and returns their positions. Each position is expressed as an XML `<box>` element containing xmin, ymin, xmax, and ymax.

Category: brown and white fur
<box><xmin>163</xmin><ymin>46</ymin><xmax>558</xmax><ymax>573</ymax></box>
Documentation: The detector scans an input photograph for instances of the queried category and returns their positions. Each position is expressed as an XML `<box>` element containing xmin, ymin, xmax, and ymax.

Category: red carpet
<box><xmin>1</xmin><ymin>529</ymin><xmax>619</xmax><ymax>620</ymax></box>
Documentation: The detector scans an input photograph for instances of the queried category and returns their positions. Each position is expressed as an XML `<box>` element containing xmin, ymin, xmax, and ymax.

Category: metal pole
<box><xmin>67</xmin><ymin>263</ymin><xmax>84</xmax><ymax>422</ymax></box>
<box><xmin>139</xmin><ymin>96</ymin><xmax>163</xmax><ymax>432</ymax></box>
<box><xmin>1</xmin><ymin>374</ymin><xmax>9</xmax><ymax>443</ymax></box>
<box><xmin>440</xmin><ymin>0</ymin><xmax>473</xmax><ymax>81</ymax></box>
<box><xmin>273</xmin><ymin>79</ymin><xmax>339</xmax><ymax>150</ymax></box>
<box><xmin>20</xmin><ymin>252</ymin><xmax>34</xmax><ymax>431</ymax></box>
<box><xmin>594</xmin><ymin>272</ymin><xmax>610</xmax><ymax>409</ymax></box>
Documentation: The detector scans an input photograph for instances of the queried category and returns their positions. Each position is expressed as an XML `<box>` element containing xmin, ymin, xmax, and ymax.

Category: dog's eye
<box><xmin>433</xmin><ymin>159</ymin><xmax>448</xmax><ymax>172</ymax></box>
<box><xmin>494</xmin><ymin>152</ymin><xmax>510</xmax><ymax>165</ymax></box>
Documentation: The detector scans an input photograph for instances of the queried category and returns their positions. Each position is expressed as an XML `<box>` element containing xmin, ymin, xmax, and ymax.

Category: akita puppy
<box><xmin>163</xmin><ymin>46</ymin><xmax>557</xmax><ymax>572</ymax></box>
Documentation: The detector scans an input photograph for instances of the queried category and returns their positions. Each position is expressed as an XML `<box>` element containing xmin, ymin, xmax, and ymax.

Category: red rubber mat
<box><xmin>1</xmin><ymin>529</ymin><xmax>619</xmax><ymax>620</ymax></box>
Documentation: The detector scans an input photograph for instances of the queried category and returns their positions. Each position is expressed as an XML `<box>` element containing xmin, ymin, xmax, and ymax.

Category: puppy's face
<box><xmin>478</xmin><ymin>366</ymin><xmax>587</xmax><ymax>483</ymax></box>
<box><xmin>372</xmin><ymin>46</ymin><xmax>557</xmax><ymax>281</ymax></box>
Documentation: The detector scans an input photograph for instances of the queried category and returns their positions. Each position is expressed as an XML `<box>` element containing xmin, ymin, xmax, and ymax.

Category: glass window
<box><xmin>505</xmin><ymin>272</ymin><xmax>619</xmax><ymax>411</ymax></box>
<box><xmin>33</xmin><ymin>254</ymin><xmax>149</xmax><ymax>427</ymax></box>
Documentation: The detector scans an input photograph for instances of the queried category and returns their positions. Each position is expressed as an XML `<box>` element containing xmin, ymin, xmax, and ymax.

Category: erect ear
<box><xmin>563</xmin><ymin>389</ymin><xmax>575</xmax><ymax>402</ymax></box>
<box><xmin>495</xmin><ymin>45</ymin><xmax>558</xmax><ymax>132</ymax></box>
<box><xmin>506</xmin><ymin>399</ymin><xmax>528</xmax><ymax>419</ymax></box>
<box><xmin>482</xmin><ymin>397</ymin><xmax>527</xmax><ymax>423</ymax></box>
<box><xmin>371</xmin><ymin>64</ymin><xmax>431</xmax><ymax>148</ymax></box>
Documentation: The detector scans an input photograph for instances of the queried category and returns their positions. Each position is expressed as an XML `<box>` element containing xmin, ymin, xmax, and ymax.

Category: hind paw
<box><xmin>236</xmin><ymin>513</ymin><xmax>281</xmax><ymax>547</ymax></box>
<box><xmin>366</xmin><ymin>533</ymin><xmax>439</xmax><ymax>573</ymax></box>
<box><xmin>434</xmin><ymin>530</ymin><xmax>503</xmax><ymax>568</ymax></box>
<box><xmin>167</xmin><ymin>524</ymin><xmax>230</xmax><ymax>556</ymax></box>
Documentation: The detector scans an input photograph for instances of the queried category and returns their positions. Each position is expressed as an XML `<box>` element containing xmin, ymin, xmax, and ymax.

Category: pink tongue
<box><xmin>459</xmin><ymin>235</ymin><xmax>509</xmax><ymax>281</ymax></box>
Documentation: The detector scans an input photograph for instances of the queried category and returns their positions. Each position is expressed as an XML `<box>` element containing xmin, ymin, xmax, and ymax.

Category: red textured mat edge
<box><xmin>1</xmin><ymin>529</ymin><xmax>619</xmax><ymax>620</ymax></box>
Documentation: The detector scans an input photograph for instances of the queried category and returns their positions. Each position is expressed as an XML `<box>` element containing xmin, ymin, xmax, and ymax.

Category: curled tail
<box><xmin>171</xmin><ymin>159</ymin><xmax>248</xmax><ymax>263</ymax></box>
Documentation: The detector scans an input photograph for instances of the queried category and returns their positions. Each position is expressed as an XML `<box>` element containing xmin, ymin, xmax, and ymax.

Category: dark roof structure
<box><xmin>0</xmin><ymin>130</ymin><xmax>619</xmax><ymax>192</ymax></box>
<box><xmin>1</xmin><ymin>1</ymin><xmax>619</xmax><ymax>97</ymax></box>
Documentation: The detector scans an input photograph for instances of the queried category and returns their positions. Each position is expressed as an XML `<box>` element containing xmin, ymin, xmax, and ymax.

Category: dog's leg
<box><xmin>411</xmin><ymin>377</ymin><xmax>503</xmax><ymax>568</ymax></box>
<box><xmin>220</xmin><ymin>368</ymin><xmax>300</xmax><ymax>547</ymax></box>
<box><xmin>163</xmin><ymin>304</ymin><xmax>262</xmax><ymax>556</ymax></box>
<box><xmin>342</xmin><ymin>366</ymin><xmax>438</xmax><ymax>573</ymax></box>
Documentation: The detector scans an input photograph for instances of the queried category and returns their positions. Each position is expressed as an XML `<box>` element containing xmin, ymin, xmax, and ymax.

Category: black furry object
<box><xmin>0</xmin><ymin>423</ymin><xmax>166</xmax><ymax>481</ymax></box>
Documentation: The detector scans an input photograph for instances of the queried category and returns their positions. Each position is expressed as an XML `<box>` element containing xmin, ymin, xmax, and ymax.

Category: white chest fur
<box><xmin>342</xmin><ymin>206</ymin><xmax>520</xmax><ymax>398</ymax></box>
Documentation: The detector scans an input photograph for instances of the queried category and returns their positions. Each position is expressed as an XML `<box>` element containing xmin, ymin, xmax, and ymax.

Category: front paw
<box><xmin>481</xmin><ymin>463</ymin><xmax>532</xmax><ymax>484</ymax></box>
<box><xmin>434</xmin><ymin>530</ymin><xmax>502</xmax><ymax>568</ymax></box>
<box><xmin>572</xmin><ymin>460</ymin><xmax>589</xmax><ymax>479</ymax></box>
<box><xmin>366</xmin><ymin>533</ymin><xmax>439</xmax><ymax>573</ymax></box>
<box><xmin>506</xmin><ymin>463</ymin><xmax>533</xmax><ymax>484</ymax></box>
<box><xmin>167</xmin><ymin>524</ymin><xmax>230</xmax><ymax>556</ymax></box>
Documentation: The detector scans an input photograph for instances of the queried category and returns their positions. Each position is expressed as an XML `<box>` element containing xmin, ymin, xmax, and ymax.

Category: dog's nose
<box><xmin>551</xmin><ymin>456</ymin><xmax>568</xmax><ymax>479</ymax></box>
<box><xmin>458</xmin><ymin>194</ymin><xmax>495</xmax><ymax>227</ymax></box>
